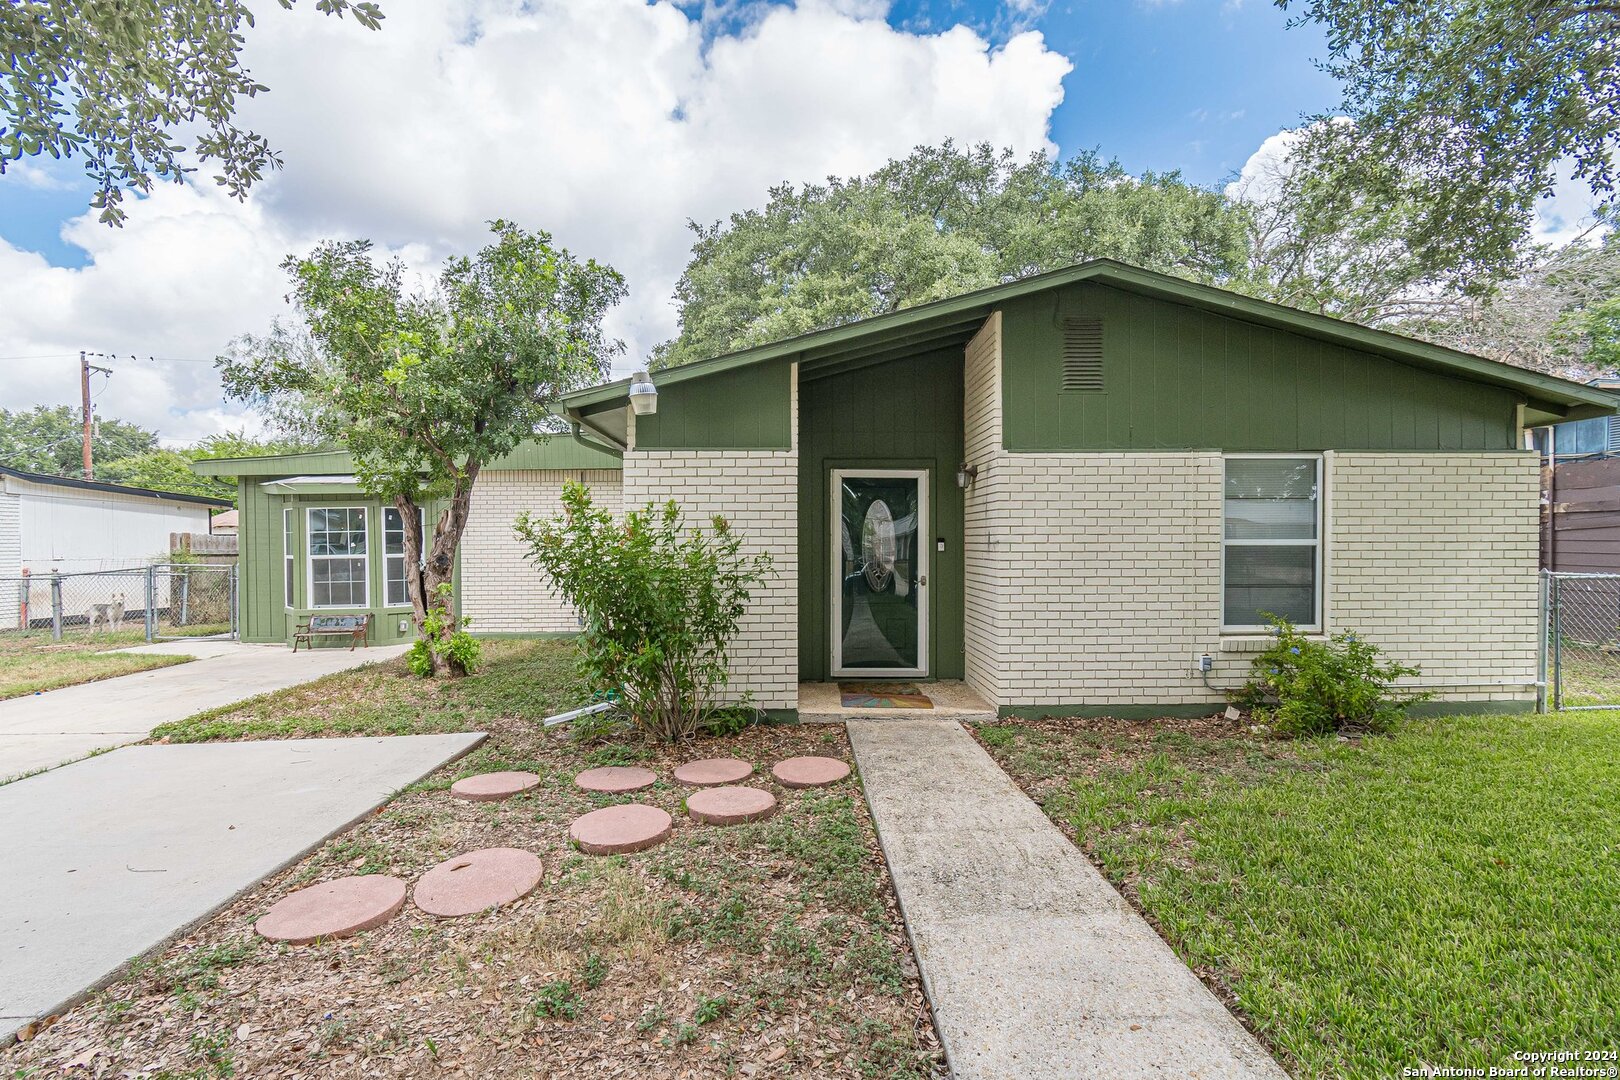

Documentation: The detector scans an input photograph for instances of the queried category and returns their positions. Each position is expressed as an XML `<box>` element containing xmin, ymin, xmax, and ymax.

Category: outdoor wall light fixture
<box><xmin>956</xmin><ymin>461</ymin><xmax>978</xmax><ymax>489</ymax></box>
<box><xmin>628</xmin><ymin>370</ymin><xmax>658</xmax><ymax>415</ymax></box>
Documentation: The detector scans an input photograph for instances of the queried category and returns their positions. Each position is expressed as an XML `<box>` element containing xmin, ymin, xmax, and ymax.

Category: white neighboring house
<box><xmin>0</xmin><ymin>466</ymin><xmax>231</xmax><ymax>628</ymax></box>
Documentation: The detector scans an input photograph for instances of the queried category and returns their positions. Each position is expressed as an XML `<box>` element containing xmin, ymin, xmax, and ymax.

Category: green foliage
<box><xmin>531</xmin><ymin>981</ymin><xmax>581</xmax><ymax>1020</ymax></box>
<box><xmin>1279</xmin><ymin>0</ymin><xmax>1617</xmax><ymax>279</ymax></box>
<box><xmin>692</xmin><ymin>994</ymin><xmax>730</xmax><ymax>1025</ymax></box>
<box><xmin>404</xmin><ymin>584</ymin><xmax>481</xmax><ymax>678</ymax></box>
<box><xmin>654</xmin><ymin>140</ymin><xmax>1250</xmax><ymax>368</ymax></box>
<box><xmin>99</xmin><ymin>449</ymin><xmax>236</xmax><ymax>502</ymax></box>
<box><xmin>0</xmin><ymin>0</ymin><xmax>382</xmax><ymax>226</ymax></box>
<box><xmin>0</xmin><ymin>404</ymin><xmax>157</xmax><ymax>475</ymax></box>
<box><xmin>1236</xmin><ymin>617</ymin><xmax>1428</xmax><ymax>736</ymax></box>
<box><xmin>221</xmin><ymin>220</ymin><xmax>623</xmax><ymax>674</ymax></box>
<box><xmin>516</xmin><ymin>483</ymin><xmax>773</xmax><ymax>742</ymax></box>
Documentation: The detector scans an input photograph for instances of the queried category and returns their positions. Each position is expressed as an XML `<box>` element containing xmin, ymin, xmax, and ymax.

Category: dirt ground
<box><xmin>3</xmin><ymin>712</ymin><xmax>942</xmax><ymax>1079</ymax></box>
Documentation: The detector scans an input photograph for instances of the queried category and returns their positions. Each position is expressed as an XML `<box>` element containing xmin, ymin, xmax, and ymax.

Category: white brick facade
<box><xmin>619</xmin><ymin>366</ymin><xmax>800</xmax><ymax>712</ymax></box>
<box><xmin>462</xmin><ymin>469</ymin><xmax>622</xmax><ymax>633</ymax></box>
<box><xmin>962</xmin><ymin>313</ymin><xmax>1540</xmax><ymax>710</ymax></box>
<box><xmin>1323</xmin><ymin>452</ymin><xmax>1539</xmax><ymax>702</ymax></box>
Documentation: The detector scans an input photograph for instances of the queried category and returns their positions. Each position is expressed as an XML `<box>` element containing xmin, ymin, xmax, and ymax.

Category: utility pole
<box><xmin>79</xmin><ymin>350</ymin><xmax>112</xmax><ymax>480</ymax></box>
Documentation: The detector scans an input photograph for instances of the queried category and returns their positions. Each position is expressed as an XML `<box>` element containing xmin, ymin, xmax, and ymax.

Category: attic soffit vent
<box><xmin>1060</xmin><ymin>317</ymin><xmax>1104</xmax><ymax>392</ymax></box>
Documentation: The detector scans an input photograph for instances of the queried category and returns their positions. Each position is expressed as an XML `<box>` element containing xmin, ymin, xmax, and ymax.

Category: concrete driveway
<box><xmin>0</xmin><ymin>640</ymin><xmax>409</xmax><ymax>783</ymax></box>
<box><xmin>0</xmin><ymin>732</ymin><xmax>484</xmax><ymax>1042</ymax></box>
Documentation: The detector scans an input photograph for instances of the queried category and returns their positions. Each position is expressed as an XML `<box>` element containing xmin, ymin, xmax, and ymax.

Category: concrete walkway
<box><xmin>848</xmin><ymin>717</ymin><xmax>1286</xmax><ymax>1080</ymax></box>
<box><xmin>0</xmin><ymin>640</ymin><xmax>408</xmax><ymax>783</ymax></box>
<box><xmin>0</xmin><ymin>732</ymin><xmax>484</xmax><ymax>1042</ymax></box>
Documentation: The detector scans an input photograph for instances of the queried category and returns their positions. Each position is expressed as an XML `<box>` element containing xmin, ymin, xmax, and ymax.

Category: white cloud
<box><xmin>0</xmin><ymin>0</ymin><xmax>1071</xmax><ymax>443</ymax></box>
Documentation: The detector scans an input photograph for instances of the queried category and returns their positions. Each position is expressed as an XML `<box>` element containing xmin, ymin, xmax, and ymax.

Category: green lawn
<box><xmin>0</xmin><ymin>630</ymin><xmax>190</xmax><ymax>700</ymax></box>
<box><xmin>975</xmin><ymin>713</ymin><xmax>1620</xmax><ymax>1079</ymax></box>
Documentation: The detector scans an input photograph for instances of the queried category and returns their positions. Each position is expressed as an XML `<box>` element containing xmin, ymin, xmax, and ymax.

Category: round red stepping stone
<box><xmin>413</xmin><ymin>848</ymin><xmax>543</xmax><ymax>918</ymax></box>
<box><xmin>771</xmin><ymin>756</ymin><xmax>852</xmax><ymax>788</ymax></box>
<box><xmin>449</xmin><ymin>771</ymin><xmax>541</xmax><ymax>802</ymax></box>
<box><xmin>255</xmin><ymin>875</ymin><xmax>406</xmax><ymax>944</ymax></box>
<box><xmin>686</xmin><ymin>785</ymin><xmax>777</xmax><ymax>825</ymax></box>
<box><xmin>575</xmin><ymin>766</ymin><xmax>657</xmax><ymax>794</ymax></box>
<box><xmin>569</xmin><ymin>804</ymin><xmax>673</xmax><ymax>855</ymax></box>
<box><xmin>673</xmin><ymin>758</ymin><xmax>753</xmax><ymax>786</ymax></box>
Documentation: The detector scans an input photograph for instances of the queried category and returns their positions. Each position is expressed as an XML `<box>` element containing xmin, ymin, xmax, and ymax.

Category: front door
<box><xmin>831</xmin><ymin>469</ymin><xmax>928</xmax><ymax>678</ymax></box>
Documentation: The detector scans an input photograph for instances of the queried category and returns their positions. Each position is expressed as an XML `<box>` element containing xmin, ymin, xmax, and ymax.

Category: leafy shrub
<box><xmin>516</xmin><ymin>482</ymin><xmax>773</xmax><ymax>742</ymax></box>
<box><xmin>1235</xmin><ymin>616</ymin><xmax>1429</xmax><ymax>736</ymax></box>
<box><xmin>406</xmin><ymin>582</ymin><xmax>482</xmax><ymax>677</ymax></box>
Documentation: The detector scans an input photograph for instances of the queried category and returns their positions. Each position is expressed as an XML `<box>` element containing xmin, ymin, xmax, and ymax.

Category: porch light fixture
<box><xmin>956</xmin><ymin>461</ymin><xmax>977</xmax><ymax>489</ymax></box>
<box><xmin>628</xmin><ymin>370</ymin><xmax>658</xmax><ymax>415</ymax></box>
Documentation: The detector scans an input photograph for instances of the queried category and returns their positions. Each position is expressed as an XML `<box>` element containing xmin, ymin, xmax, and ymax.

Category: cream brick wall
<box><xmin>961</xmin><ymin>311</ymin><xmax>1539</xmax><ymax>709</ymax></box>
<box><xmin>619</xmin><ymin>365</ymin><xmax>799</xmax><ymax>711</ymax></box>
<box><xmin>963</xmin><ymin>313</ymin><xmax>1008</xmax><ymax>702</ymax></box>
<box><xmin>462</xmin><ymin>469</ymin><xmax>622</xmax><ymax>633</ymax></box>
<box><xmin>1324</xmin><ymin>452</ymin><xmax>1539</xmax><ymax>702</ymax></box>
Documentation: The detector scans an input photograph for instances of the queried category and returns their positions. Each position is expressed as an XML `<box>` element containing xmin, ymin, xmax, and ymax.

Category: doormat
<box><xmin>838</xmin><ymin>682</ymin><xmax>933</xmax><ymax>709</ymax></box>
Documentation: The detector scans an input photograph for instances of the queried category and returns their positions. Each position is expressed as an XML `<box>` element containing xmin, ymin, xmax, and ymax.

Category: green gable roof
<box><xmin>191</xmin><ymin>436</ymin><xmax>622</xmax><ymax>478</ymax></box>
<box><xmin>560</xmin><ymin>259</ymin><xmax>1616</xmax><ymax>428</ymax></box>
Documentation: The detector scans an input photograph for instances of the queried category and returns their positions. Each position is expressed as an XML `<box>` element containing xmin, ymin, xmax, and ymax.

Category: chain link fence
<box><xmin>1543</xmin><ymin>571</ymin><xmax>1620</xmax><ymax>710</ymax></box>
<box><xmin>0</xmin><ymin>564</ymin><xmax>237</xmax><ymax>643</ymax></box>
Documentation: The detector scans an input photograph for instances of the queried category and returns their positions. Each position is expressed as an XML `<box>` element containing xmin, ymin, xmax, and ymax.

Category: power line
<box><xmin>0</xmin><ymin>352</ymin><xmax>215</xmax><ymax>363</ymax></box>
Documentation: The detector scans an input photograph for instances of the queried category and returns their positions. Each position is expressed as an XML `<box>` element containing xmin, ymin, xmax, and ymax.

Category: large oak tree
<box><xmin>1</xmin><ymin>0</ymin><xmax>383</xmax><ymax>224</ymax></box>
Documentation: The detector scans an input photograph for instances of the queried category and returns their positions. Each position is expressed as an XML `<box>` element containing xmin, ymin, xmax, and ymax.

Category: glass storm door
<box><xmin>831</xmin><ymin>470</ymin><xmax>928</xmax><ymax>678</ymax></box>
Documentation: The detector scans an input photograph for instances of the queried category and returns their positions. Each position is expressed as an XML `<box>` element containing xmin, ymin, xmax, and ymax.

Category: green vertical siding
<box><xmin>633</xmin><ymin>361</ymin><xmax>793</xmax><ymax>449</ymax></box>
<box><xmin>236</xmin><ymin>483</ymin><xmax>449</xmax><ymax>646</ymax></box>
<box><xmin>798</xmin><ymin>349</ymin><xmax>965</xmax><ymax>682</ymax></box>
<box><xmin>1000</xmin><ymin>282</ymin><xmax>1522</xmax><ymax>451</ymax></box>
<box><xmin>237</xmin><ymin>476</ymin><xmax>283</xmax><ymax>643</ymax></box>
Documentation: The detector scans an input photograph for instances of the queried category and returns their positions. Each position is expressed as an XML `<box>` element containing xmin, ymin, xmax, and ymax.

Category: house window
<box><xmin>307</xmin><ymin>507</ymin><xmax>368</xmax><ymax>609</ymax></box>
<box><xmin>283</xmin><ymin>509</ymin><xmax>295</xmax><ymax>608</ymax></box>
<box><xmin>383</xmin><ymin>507</ymin><xmax>425</xmax><ymax>608</ymax></box>
<box><xmin>1223</xmin><ymin>456</ymin><xmax>1321</xmax><ymax>630</ymax></box>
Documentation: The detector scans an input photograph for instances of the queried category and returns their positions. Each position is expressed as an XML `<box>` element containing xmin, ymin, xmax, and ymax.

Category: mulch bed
<box><xmin>3</xmin><ymin>722</ymin><xmax>943</xmax><ymax>1079</ymax></box>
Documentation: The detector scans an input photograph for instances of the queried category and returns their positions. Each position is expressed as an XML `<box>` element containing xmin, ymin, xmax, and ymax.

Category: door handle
<box><xmin>919</xmin><ymin>575</ymin><xmax>927</xmax><ymax>586</ymax></box>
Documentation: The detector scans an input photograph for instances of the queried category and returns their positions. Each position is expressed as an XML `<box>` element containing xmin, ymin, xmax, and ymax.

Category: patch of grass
<box><xmin>151</xmin><ymin>638</ymin><xmax>581</xmax><ymax>742</ymax></box>
<box><xmin>0</xmin><ymin>631</ymin><xmax>189</xmax><ymax>699</ymax></box>
<box><xmin>983</xmin><ymin>712</ymin><xmax>1620</xmax><ymax>1078</ymax></box>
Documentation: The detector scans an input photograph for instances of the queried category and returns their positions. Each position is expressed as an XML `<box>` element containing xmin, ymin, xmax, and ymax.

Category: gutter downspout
<box><xmin>562</xmin><ymin>409</ymin><xmax>627</xmax><ymax>452</ymax></box>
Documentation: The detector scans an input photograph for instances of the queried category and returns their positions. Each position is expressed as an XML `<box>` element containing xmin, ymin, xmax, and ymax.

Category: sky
<box><xmin>0</xmin><ymin>0</ymin><xmax>1600</xmax><ymax>444</ymax></box>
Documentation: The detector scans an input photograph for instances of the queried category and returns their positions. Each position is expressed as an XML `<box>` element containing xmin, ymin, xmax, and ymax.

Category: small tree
<box><xmin>220</xmin><ymin>220</ymin><xmax>625</xmax><ymax>675</ymax></box>
<box><xmin>515</xmin><ymin>483</ymin><xmax>774</xmax><ymax>741</ymax></box>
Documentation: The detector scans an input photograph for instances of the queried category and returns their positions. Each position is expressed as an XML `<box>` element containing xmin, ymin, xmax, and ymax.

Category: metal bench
<box><xmin>293</xmin><ymin>614</ymin><xmax>371</xmax><ymax>652</ymax></box>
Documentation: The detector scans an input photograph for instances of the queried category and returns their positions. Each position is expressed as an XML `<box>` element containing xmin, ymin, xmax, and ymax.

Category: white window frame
<box><xmin>306</xmin><ymin>506</ymin><xmax>370</xmax><ymax>610</ymax></box>
<box><xmin>830</xmin><ymin>468</ymin><xmax>930</xmax><ymax>679</ymax></box>
<box><xmin>283</xmin><ymin>508</ymin><xmax>296</xmax><ymax>609</ymax></box>
<box><xmin>383</xmin><ymin>506</ymin><xmax>426</xmax><ymax>609</ymax></box>
<box><xmin>1220</xmin><ymin>453</ymin><xmax>1324</xmax><ymax>633</ymax></box>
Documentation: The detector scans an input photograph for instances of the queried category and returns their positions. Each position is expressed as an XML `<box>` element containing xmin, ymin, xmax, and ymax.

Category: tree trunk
<box><xmin>397</xmin><ymin>460</ymin><xmax>481</xmax><ymax>677</ymax></box>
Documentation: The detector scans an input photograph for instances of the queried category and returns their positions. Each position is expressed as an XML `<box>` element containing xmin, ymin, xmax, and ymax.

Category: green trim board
<box><xmin>992</xmin><ymin>699</ymin><xmax>1535</xmax><ymax>720</ymax></box>
<box><xmin>560</xmin><ymin>259</ymin><xmax>1616</xmax><ymax>424</ymax></box>
<box><xmin>798</xmin><ymin>349</ymin><xmax>965</xmax><ymax>682</ymax></box>
<box><xmin>1000</xmin><ymin>282</ymin><xmax>1526</xmax><ymax>451</ymax></box>
<box><xmin>192</xmin><ymin>436</ymin><xmax>621</xmax><ymax>477</ymax></box>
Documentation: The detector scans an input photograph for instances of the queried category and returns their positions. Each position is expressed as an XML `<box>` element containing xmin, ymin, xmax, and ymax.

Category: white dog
<box><xmin>87</xmin><ymin>592</ymin><xmax>126</xmax><ymax>634</ymax></box>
